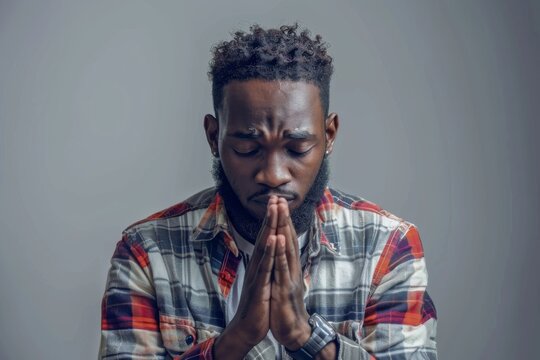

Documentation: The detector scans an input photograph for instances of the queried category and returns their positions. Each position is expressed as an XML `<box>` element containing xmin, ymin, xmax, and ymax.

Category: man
<box><xmin>100</xmin><ymin>24</ymin><xmax>437</xmax><ymax>359</ymax></box>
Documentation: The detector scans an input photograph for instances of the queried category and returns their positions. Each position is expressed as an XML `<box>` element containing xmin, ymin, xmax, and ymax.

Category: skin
<box><xmin>204</xmin><ymin>79</ymin><xmax>339</xmax><ymax>359</ymax></box>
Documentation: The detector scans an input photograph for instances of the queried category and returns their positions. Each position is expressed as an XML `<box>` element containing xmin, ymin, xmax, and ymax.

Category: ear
<box><xmin>324</xmin><ymin>112</ymin><xmax>339</xmax><ymax>155</ymax></box>
<box><xmin>204</xmin><ymin>114</ymin><xmax>220</xmax><ymax>157</ymax></box>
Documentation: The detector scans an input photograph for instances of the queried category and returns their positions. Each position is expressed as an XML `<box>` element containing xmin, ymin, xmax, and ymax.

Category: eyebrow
<box><xmin>228</xmin><ymin>130</ymin><xmax>261</xmax><ymax>139</ymax></box>
<box><xmin>227</xmin><ymin>129</ymin><xmax>315</xmax><ymax>140</ymax></box>
<box><xmin>283</xmin><ymin>129</ymin><xmax>315</xmax><ymax>140</ymax></box>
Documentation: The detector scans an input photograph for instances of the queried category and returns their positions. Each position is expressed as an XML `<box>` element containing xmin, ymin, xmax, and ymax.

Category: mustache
<box><xmin>247</xmin><ymin>188</ymin><xmax>299</xmax><ymax>201</ymax></box>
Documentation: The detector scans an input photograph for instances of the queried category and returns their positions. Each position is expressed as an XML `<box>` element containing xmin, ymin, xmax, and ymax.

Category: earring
<box><xmin>212</xmin><ymin>151</ymin><xmax>219</xmax><ymax>158</ymax></box>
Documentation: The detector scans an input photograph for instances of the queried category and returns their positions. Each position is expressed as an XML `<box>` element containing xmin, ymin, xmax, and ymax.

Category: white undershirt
<box><xmin>225</xmin><ymin>225</ymin><xmax>309</xmax><ymax>359</ymax></box>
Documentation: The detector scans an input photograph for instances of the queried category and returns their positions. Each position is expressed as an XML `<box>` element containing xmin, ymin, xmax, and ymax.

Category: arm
<box><xmin>101</xmin><ymin>198</ymin><xmax>283</xmax><ymax>359</ymax></box>
<box><xmin>99</xmin><ymin>234</ymin><xmax>215</xmax><ymax>359</ymax></box>
<box><xmin>213</xmin><ymin>196</ymin><xmax>280</xmax><ymax>359</ymax></box>
<box><xmin>269</xmin><ymin>199</ymin><xmax>339</xmax><ymax>360</ymax></box>
<box><xmin>269</xmin><ymin>197</ymin><xmax>437</xmax><ymax>359</ymax></box>
<box><xmin>339</xmin><ymin>224</ymin><xmax>438</xmax><ymax>359</ymax></box>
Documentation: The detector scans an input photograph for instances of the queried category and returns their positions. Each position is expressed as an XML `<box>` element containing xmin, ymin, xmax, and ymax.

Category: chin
<box><xmin>245</xmin><ymin>203</ymin><xmax>267</xmax><ymax>221</ymax></box>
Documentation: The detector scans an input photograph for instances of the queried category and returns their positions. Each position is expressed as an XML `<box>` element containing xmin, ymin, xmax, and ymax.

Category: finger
<box><xmin>273</xmin><ymin>234</ymin><xmax>290</xmax><ymax>286</ymax></box>
<box><xmin>258</xmin><ymin>196</ymin><xmax>278</xmax><ymax>242</ymax></box>
<box><xmin>278</xmin><ymin>199</ymin><xmax>301</xmax><ymax>276</ymax></box>
<box><xmin>261</xmin><ymin>196</ymin><xmax>279</xmax><ymax>237</ymax></box>
<box><xmin>255</xmin><ymin>234</ymin><xmax>276</xmax><ymax>286</ymax></box>
<box><xmin>286</xmin><ymin>217</ymin><xmax>302</xmax><ymax>279</ymax></box>
<box><xmin>276</xmin><ymin>198</ymin><xmax>289</xmax><ymax>240</ymax></box>
<box><xmin>248</xmin><ymin>201</ymin><xmax>278</xmax><ymax>274</ymax></box>
<box><xmin>285</xmin><ymin>204</ymin><xmax>299</xmax><ymax>257</ymax></box>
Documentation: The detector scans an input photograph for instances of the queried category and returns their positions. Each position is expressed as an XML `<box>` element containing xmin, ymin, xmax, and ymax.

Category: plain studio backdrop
<box><xmin>1</xmin><ymin>0</ymin><xmax>539</xmax><ymax>359</ymax></box>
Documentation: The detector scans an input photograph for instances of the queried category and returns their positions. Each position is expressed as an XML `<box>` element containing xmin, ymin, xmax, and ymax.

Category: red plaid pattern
<box><xmin>99</xmin><ymin>187</ymin><xmax>437</xmax><ymax>359</ymax></box>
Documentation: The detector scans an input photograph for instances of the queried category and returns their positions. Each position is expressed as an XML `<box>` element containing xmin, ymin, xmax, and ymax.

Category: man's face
<box><xmin>204</xmin><ymin>79</ymin><xmax>338</xmax><ymax>239</ymax></box>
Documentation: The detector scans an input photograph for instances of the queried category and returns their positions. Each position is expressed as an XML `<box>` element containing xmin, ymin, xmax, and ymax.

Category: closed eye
<box><xmin>287</xmin><ymin>147</ymin><xmax>313</xmax><ymax>157</ymax></box>
<box><xmin>233</xmin><ymin>148</ymin><xmax>259</xmax><ymax>157</ymax></box>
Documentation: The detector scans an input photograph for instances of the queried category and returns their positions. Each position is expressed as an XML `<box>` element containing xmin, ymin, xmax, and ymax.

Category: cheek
<box><xmin>292</xmin><ymin>157</ymin><xmax>324</xmax><ymax>188</ymax></box>
<box><xmin>221</xmin><ymin>157</ymin><xmax>253</xmax><ymax>192</ymax></box>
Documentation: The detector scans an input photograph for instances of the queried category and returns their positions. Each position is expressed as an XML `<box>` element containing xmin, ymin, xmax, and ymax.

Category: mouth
<box><xmin>248</xmin><ymin>193</ymin><xmax>298</xmax><ymax>218</ymax></box>
<box><xmin>250</xmin><ymin>193</ymin><xmax>296</xmax><ymax>205</ymax></box>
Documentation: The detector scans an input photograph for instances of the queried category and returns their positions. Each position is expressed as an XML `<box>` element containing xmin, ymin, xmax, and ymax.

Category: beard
<box><xmin>211</xmin><ymin>157</ymin><xmax>330</xmax><ymax>243</ymax></box>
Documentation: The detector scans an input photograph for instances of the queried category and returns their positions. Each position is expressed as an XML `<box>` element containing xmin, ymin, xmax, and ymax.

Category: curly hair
<box><xmin>209</xmin><ymin>23</ymin><xmax>334</xmax><ymax>117</ymax></box>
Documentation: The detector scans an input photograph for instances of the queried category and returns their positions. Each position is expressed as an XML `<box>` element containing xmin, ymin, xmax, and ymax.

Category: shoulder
<box><xmin>323</xmin><ymin>188</ymin><xmax>427</xmax><ymax>285</ymax></box>
<box><xmin>320</xmin><ymin>188</ymin><xmax>421</xmax><ymax>258</ymax></box>
<box><xmin>324</xmin><ymin>187</ymin><xmax>414</xmax><ymax>232</ymax></box>
<box><xmin>121</xmin><ymin>187</ymin><xmax>218</xmax><ymax>246</ymax></box>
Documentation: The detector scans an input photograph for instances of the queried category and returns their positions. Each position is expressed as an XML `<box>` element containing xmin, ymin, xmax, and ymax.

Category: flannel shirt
<box><xmin>100</xmin><ymin>187</ymin><xmax>437</xmax><ymax>359</ymax></box>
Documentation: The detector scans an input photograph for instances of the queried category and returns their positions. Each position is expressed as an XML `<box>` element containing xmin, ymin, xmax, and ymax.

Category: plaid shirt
<box><xmin>100</xmin><ymin>187</ymin><xmax>437</xmax><ymax>359</ymax></box>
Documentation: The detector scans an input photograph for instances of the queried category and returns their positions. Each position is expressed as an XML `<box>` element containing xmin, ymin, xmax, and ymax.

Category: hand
<box><xmin>270</xmin><ymin>198</ymin><xmax>311</xmax><ymax>350</ymax></box>
<box><xmin>216</xmin><ymin>197</ymin><xmax>336</xmax><ymax>359</ymax></box>
<box><xmin>214</xmin><ymin>197</ymin><xmax>279</xmax><ymax>358</ymax></box>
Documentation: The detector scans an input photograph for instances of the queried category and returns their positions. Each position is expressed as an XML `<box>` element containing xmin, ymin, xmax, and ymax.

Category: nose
<box><xmin>254</xmin><ymin>152</ymin><xmax>292</xmax><ymax>188</ymax></box>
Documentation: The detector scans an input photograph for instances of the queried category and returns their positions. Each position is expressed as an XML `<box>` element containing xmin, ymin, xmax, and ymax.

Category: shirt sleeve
<box><xmin>336</xmin><ymin>224</ymin><xmax>438</xmax><ymax>360</ymax></box>
<box><xmin>99</xmin><ymin>234</ymin><xmax>216</xmax><ymax>360</ymax></box>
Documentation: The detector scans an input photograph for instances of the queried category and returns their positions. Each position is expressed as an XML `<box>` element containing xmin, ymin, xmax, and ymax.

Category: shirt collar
<box><xmin>191</xmin><ymin>192</ymin><xmax>230</xmax><ymax>242</ymax></box>
<box><xmin>314</xmin><ymin>187</ymin><xmax>339</xmax><ymax>223</ymax></box>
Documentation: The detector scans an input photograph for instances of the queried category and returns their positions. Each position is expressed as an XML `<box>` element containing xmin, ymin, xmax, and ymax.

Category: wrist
<box><xmin>283</xmin><ymin>319</ymin><xmax>312</xmax><ymax>351</ymax></box>
<box><xmin>285</xmin><ymin>313</ymin><xmax>338</xmax><ymax>360</ymax></box>
<box><xmin>214</xmin><ymin>324</ymin><xmax>253</xmax><ymax>360</ymax></box>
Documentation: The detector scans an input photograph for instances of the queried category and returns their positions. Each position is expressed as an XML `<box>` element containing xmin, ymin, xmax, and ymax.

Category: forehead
<box><xmin>220</xmin><ymin>79</ymin><xmax>324</xmax><ymax>131</ymax></box>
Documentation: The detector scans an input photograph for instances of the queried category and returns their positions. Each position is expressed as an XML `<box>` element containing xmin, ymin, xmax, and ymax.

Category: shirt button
<box><xmin>185</xmin><ymin>335</ymin><xmax>194</xmax><ymax>345</ymax></box>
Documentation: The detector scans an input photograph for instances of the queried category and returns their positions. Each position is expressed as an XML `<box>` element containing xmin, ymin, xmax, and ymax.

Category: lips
<box><xmin>250</xmin><ymin>193</ymin><xmax>296</xmax><ymax>204</ymax></box>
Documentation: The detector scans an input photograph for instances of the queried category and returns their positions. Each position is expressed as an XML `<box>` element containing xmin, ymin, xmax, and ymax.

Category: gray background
<box><xmin>1</xmin><ymin>0</ymin><xmax>538</xmax><ymax>359</ymax></box>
